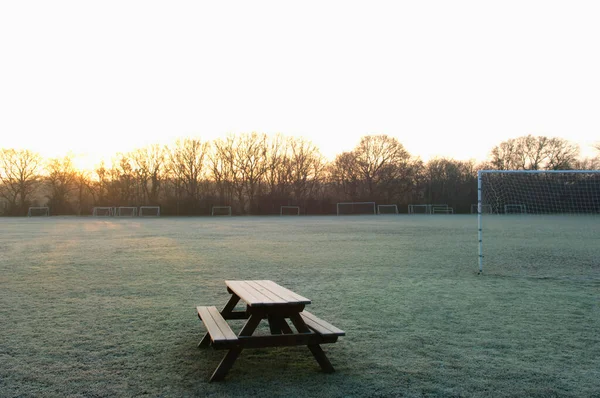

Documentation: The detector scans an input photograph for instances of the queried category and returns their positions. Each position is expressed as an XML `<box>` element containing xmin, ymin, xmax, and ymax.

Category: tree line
<box><xmin>1</xmin><ymin>133</ymin><xmax>598</xmax><ymax>216</ymax></box>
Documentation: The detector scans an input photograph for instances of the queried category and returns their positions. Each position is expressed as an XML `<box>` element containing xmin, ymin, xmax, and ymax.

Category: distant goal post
<box><xmin>116</xmin><ymin>206</ymin><xmax>138</xmax><ymax>217</ymax></box>
<box><xmin>211</xmin><ymin>206</ymin><xmax>232</xmax><ymax>216</ymax></box>
<box><xmin>92</xmin><ymin>207</ymin><xmax>114</xmax><ymax>217</ymax></box>
<box><xmin>408</xmin><ymin>204</ymin><xmax>449</xmax><ymax>214</ymax></box>
<box><xmin>336</xmin><ymin>202</ymin><xmax>376</xmax><ymax>215</ymax></box>
<box><xmin>280</xmin><ymin>206</ymin><xmax>300</xmax><ymax>216</ymax></box>
<box><xmin>377</xmin><ymin>204</ymin><xmax>398</xmax><ymax>215</ymax></box>
<box><xmin>139</xmin><ymin>206</ymin><xmax>160</xmax><ymax>217</ymax></box>
<box><xmin>27</xmin><ymin>206</ymin><xmax>50</xmax><ymax>217</ymax></box>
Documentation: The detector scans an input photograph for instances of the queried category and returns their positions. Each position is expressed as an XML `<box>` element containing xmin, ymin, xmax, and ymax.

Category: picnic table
<box><xmin>196</xmin><ymin>280</ymin><xmax>345</xmax><ymax>381</ymax></box>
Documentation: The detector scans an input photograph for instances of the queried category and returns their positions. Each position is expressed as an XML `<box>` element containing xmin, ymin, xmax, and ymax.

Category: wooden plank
<box><xmin>237</xmin><ymin>333</ymin><xmax>331</xmax><ymax>349</ymax></box>
<box><xmin>300</xmin><ymin>311</ymin><xmax>345</xmax><ymax>336</ymax></box>
<box><xmin>256</xmin><ymin>280</ymin><xmax>311</xmax><ymax>304</ymax></box>
<box><xmin>197</xmin><ymin>306</ymin><xmax>238</xmax><ymax>343</ymax></box>
<box><xmin>226</xmin><ymin>280</ymin><xmax>276</xmax><ymax>306</ymax></box>
<box><xmin>245</xmin><ymin>280</ymin><xmax>289</xmax><ymax>304</ymax></box>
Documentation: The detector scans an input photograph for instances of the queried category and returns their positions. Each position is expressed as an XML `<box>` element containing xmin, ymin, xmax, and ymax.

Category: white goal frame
<box><xmin>211</xmin><ymin>206</ymin><xmax>232</xmax><ymax>216</ymax></box>
<box><xmin>92</xmin><ymin>207</ymin><xmax>113</xmax><ymax>217</ymax></box>
<box><xmin>377</xmin><ymin>204</ymin><xmax>399</xmax><ymax>215</ymax></box>
<box><xmin>336</xmin><ymin>202</ymin><xmax>376</xmax><ymax>216</ymax></box>
<box><xmin>432</xmin><ymin>206</ymin><xmax>454</xmax><ymax>214</ymax></box>
<box><xmin>27</xmin><ymin>206</ymin><xmax>49</xmax><ymax>217</ymax></box>
<box><xmin>116</xmin><ymin>206</ymin><xmax>138</xmax><ymax>217</ymax></box>
<box><xmin>477</xmin><ymin>169</ymin><xmax>600</xmax><ymax>274</ymax></box>
<box><xmin>280</xmin><ymin>206</ymin><xmax>300</xmax><ymax>216</ymax></box>
<box><xmin>139</xmin><ymin>206</ymin><xmax>160</xmax><ymax>217</ymax></box>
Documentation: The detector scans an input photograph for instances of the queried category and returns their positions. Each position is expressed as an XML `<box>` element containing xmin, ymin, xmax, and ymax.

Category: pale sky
<box><xmin>1</xmin><ymin>1</ymin><xmax>599</xmax><ymax>171</ymax></box>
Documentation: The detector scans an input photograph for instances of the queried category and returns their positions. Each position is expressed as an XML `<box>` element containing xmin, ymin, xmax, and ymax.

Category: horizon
<box><xmin>1</xmin><ymin>1</ymin><xmax>599</xmax><ymax>171</ymax></box>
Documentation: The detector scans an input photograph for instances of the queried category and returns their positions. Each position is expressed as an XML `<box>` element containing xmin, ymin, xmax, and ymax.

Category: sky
<box><xmin>1</xmin><ymin>1</ymin><xmax>599</xmax><ymax>171</ymax></box>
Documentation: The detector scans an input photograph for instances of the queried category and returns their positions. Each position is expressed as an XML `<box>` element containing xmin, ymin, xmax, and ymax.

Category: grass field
<box><xmin>1</xmin><ymin>215</ymin><xmax>599</xmax><ymax>397</ymax></box>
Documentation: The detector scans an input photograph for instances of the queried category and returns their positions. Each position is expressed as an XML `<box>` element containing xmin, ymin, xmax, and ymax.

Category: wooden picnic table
<box><xmin>197</xmin><ymin>280</ymin><xmax>345</xmax><ymax>382</ymax></box>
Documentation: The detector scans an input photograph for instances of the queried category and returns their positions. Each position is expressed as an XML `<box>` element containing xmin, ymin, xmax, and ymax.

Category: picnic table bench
<box><xmin>196</xmin><ymin>280</ymin><xmax>345</xmax><ymax>381</ymax></box>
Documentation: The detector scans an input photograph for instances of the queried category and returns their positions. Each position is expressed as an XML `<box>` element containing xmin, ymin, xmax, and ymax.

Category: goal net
<box><xmin>139</xmin><ymin>206</ymin><xmax>160</xmax><ymax>217</ymax></box>
<box><xmin>336</xmin><ymin>202</ymin><xmax>376</xmax><ymax>215</ymax></box>
<box><xmin>92</xmin><ymin>207</ymin><xmax>113</xmax><ymax>217</ymax></box>
<box><xmin>212</xmin><ymin>206</ymin><xmax>232</xmax><ymax>216</ymax></box>
<box><xmin>477</xmin><ymin>170</ymin><xmax>600</xmax><ymax>279</ymax></box>
<box><xmin>280</xmin><ymin>206</ymin><xmax>300</xmax><ymax>216</ymax></box>
<box><xmin>27</xmin><ymin>206</ymin><xmax>49</xmax><ymax>217</ymax></box>
<box><xmin>377</xmin><ymin>204</ymin><xmax>398</xmax><ymax>215</ymax></box>
<box><xmin>117</xmin><ymin>207</ymin><xmax>138</xmax><ymax>217</ymax></box>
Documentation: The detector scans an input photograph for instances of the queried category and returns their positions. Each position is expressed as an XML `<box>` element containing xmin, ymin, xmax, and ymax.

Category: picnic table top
<box><xmin>225</xmin><ymin>280</ymin><xmax>311</xmax><ymax>307</ymax></box>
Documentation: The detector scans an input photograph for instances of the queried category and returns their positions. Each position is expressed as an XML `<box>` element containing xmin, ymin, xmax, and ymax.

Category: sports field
<box><xmin>1</xmin><ymin>215</ymin><xmax>598</xmax><ymax>397</ymax></box>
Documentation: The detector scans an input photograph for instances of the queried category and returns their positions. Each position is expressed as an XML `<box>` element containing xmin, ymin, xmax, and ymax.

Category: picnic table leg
<box><xmin>199</xmin><ymin>294</ymin><xmax>241</xmax><ymax>348</ymax></box>
<box><xmin>209</xmin><ymin>313</ymin><xmax>262</xmax><ymax>382</ymax></box>
<box><xmin>288</xmin><ymin>313</ymin><xmax>335</xmax><ymax>373</ymax></box>
<box><xmin>267</xmin><ymin>315</ymin><xmax>294</xmax><ymax>335</ymax></box>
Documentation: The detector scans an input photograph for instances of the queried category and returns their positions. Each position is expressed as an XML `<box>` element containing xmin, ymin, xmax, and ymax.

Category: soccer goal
<box><xmin>92</xmin><ymin>207</ymin><xmax>113</xmax><ymax>217</ymax></box>
<box><xmin>408</xmin><ymin>204</ymin><xmax>430</xmax><ymax>214</ymax></box>
<box><xmin>211</xmin><ymin>206</ymin><xmax>232</xmax><ymax>216</ymax></box>
<box><xmin>139</xmin><ymin>206</ymin><xmax>160</xmax><ymax>217</ymax></box>
<box><xmin>27</xmin><ymin>206</ymin><xmax>49</xmax><ymax>217</ymax></box>
<box><xmin>432</xmin><ymin>206</ymin><xmax>453</xmax><ymax>214</ymax></box>
<box><xmin>336</xmin><ymin>202</ymin><xmax>376</xmax><ymax>215</ymax></box>
<box><xmin>377</xmin><ymin>204</ymin><xmax>398</xmax><ymax>215</ymax></box>
<box><xmin>477</xmin><ymin>170</ymin><xmax>600</xmax><ymax>277</ymax></box>
<box><xmin>280</xmin><ymin>206</ymin><xmax>300</xmax><ymax>216</ymax></box>
<box><xmin>471</xmin><ymin>204</ymin><xmax>493</xmax><ymax>214</ymax></box>
<box><xmin>116</xmin><ymin>206</ymin><xmax>138</xmax><ymax>217</ymax></box>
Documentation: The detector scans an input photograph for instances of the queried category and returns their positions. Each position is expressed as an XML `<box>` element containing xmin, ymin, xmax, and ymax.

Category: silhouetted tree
<box><xmin>0</xmin><ymin>149</ymin><xmax>42</xmax><ymax>215</ymax></box>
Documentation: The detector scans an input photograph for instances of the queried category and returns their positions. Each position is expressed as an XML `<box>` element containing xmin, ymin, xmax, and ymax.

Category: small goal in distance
<box><xmin>139</xmin><ymin>206</ymin><xmax>160</xmax><ymax>217</ymax></box>
<box><xmin>211</xmin><ymin>206</ymin><xmax>232</xmax><ymax>216</ymax></box>
<box><xmin>116</xmin><ymin>207</ymin><xmax>138</xmax><ymax>217</ymax></box>
<box><xmin>377</xmin><ymin>204</ymin><xmax>398</xmax><ymax>215</ymax></box>
<box><xmin>336</xmin><ymin>202</ymin><xmax>376</xmax><ymax>215</ymax></box>
<box><xmin>92</xmin><ymin>207</ymin><xmax>113</xmax><ymax>217</ymax></box>
<box><xmin>280</xmin><ymin>206</ymin><xmax>300</xmax><ymax>216</ymax></box>
<box><xmin>27</xmin><ymin>206</ymin><xmax>50</xmax><ymax>217</ymax></box>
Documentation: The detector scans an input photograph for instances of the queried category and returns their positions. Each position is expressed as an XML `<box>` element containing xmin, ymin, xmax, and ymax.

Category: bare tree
<box><xmin>168</xmin><ymin>138</ymin><xmax>209</xmax><ymax>206</ymax></box>
<box><xmin>0</xmin><ymin>149</ymin><xmax>43</xmax><ymax>215</ymax></box>
<box><xmin>131</xmin><ymin>144</ymin><xmax>168</xmax><ymax>205</ymax></box>
<box><xmin>234</xmin><ymin>132</ymin><xmax>269</xmax><ymax>213</ymax></box>
<box><xmin>353</xmin><ymin>135</ymin><xmax>411</xmax><ymax>199</ymax></box>
<box><xmin>209</xmin><ymin>136</ymin><xmax>237</xmax><ymax>208</ymax></box>
<box><xmin>45</xmin><ymin>154</ymin><xmax>78</xmax><ymax>214</ymax></box>
<box><xmin>490</xmin><ymin>135</ymin><xmax>580</xmax><ymax>170</ymax></box>
<box><xmin>286</xmin><ymin>137</ymin><xmax>326</xmax><ymax>202</ymax></box>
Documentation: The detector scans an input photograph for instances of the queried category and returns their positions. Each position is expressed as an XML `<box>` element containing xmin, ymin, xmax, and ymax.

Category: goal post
<box><xmin>377</xmin><ymin>204</ymin><xmax>398</xmax><ymax>215</ymax></box>
<box><xmin>471</xmin><ymin>204</ymin><xmax>492</xmax><ymax>214</ymax></box>
<box><xmin>92</xmin><ymin>207</ymin><xmax>113</xmax><ymax>217</ymax></box>
<box><xmin>116</xmin><ymin>207</ymin><xmax>138</xmax><ymax>217</ymax></box>
<box><xmin>336</xmin><ymin>202</ymin><xmax>376</xmax><ymax>215</ymax></box>
<box><xmin>477</xmin><ymin>170</ymin><xmax>600</xmax><ymax>275</ymax></box>
<box><xmin>27</xmin><ymin>206</ymin><xmax>50</xmax><ymax>217</ymax></box>
<box><xmin>211</xmin><ymin>206</ymin><xmax>232</xmax><ymax>216</ymax></box>
<box><xmin>280</xmin><ymin>206</ymin><xmax>300</xmax><ymax>216</ymax></box>
<box><xmin>139</xmin><ymin>206</ymin><xmax>160</xmax><ymax>217</ymax></box>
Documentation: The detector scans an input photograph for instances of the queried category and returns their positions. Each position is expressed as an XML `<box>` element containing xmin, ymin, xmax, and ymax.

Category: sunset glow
<box><xmin>1</xmin><ymin>1</ymin><xmax>599</xmax><ymax>172</ymax></box>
